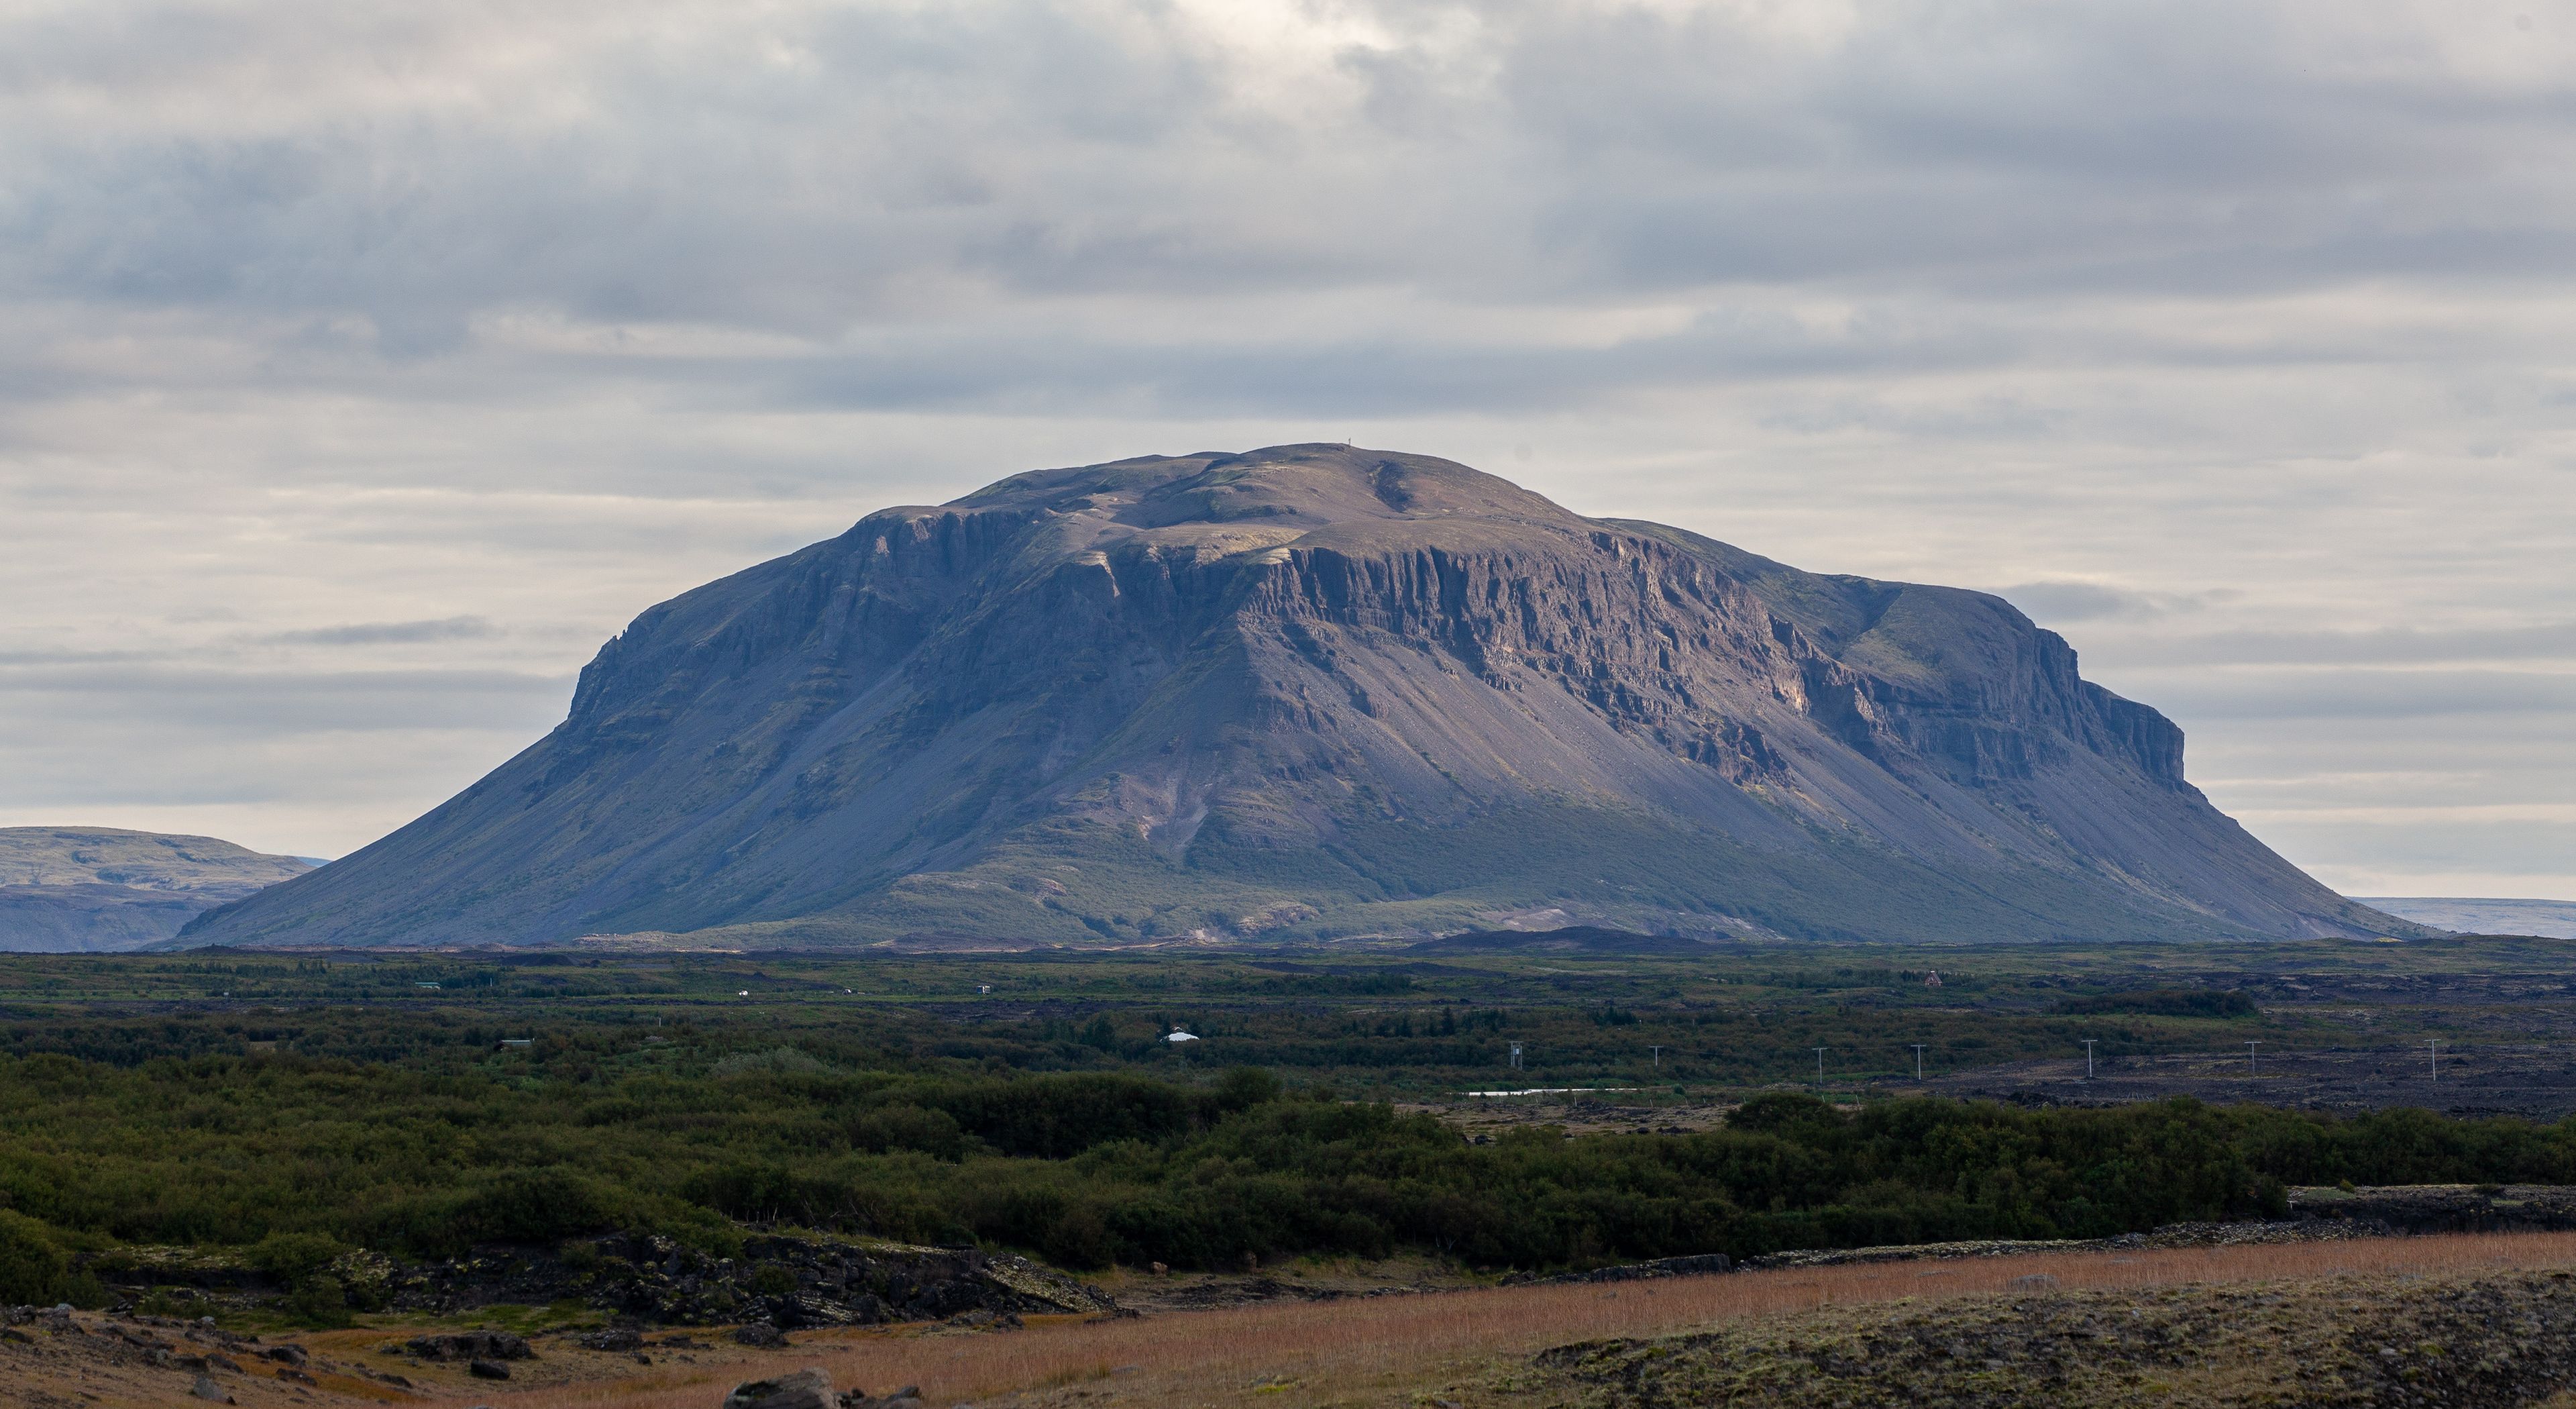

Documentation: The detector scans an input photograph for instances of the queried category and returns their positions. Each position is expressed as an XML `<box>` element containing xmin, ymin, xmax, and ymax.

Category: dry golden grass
<box><xmin>429</xmin><ymin>1233</ymin><xmax>2576</xmax><ymax>1409</ymax></box>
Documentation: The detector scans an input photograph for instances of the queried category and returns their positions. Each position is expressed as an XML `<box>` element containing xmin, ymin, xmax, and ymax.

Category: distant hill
<box><xmin>2359</xmin><ymin>898</ymin><xmax>2576</xmax><ymax>939</ymax></box>
<box><xmin>182</xmin><ymin>444</ymin><xmax>2426</xmax><ymax>949</ymax></box>
<box><xmin>0</xmin><ymin>827</ymin><xmax>313</xmax><ymax>951</ymax></box>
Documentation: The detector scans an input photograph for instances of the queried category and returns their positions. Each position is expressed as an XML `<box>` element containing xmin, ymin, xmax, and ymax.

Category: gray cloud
<box><xmin>9</xmin><ymin>2</ymin><xmax>2575</xmax><ymax>341</ymax></box>
<box><xmin>0</xmin><ymin>663</ymin><xmax>570</xmax><ymax>733</ymax></box>
<box><xmin>0</xmin><ymin>0</ymin><xmax>2568</xmax><ymax>897</ymax></box>
<box><xmin>1997</xmin><ymin>582</ymin><xmax>2240</xmax><ymax>623</ymax></box>
<box><xmin>2135</xmin><ymin>669</ymin><xmax>2576</xmax><ymax>721</ymax></box>
<box><xmin>2101</xmin><ymin>623</ymin><xmax>2576</xmax><ymax>668</ymax></box>
<box><xmin>264</xmin><ymin>616</ymin><xmax>498</xmax><ymax>647</ymax></box>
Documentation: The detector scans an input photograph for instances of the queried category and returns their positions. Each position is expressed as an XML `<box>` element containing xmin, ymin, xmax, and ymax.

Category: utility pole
<box><xmin>2082</xmin><ymin>1039</ymin><xmax>2097</xmax><ymax>1080</ymax></box>
<box><xmin>2429</xmin><ymin>1039</ymin><xmax>2440</xmax><ymax>1083</ymax></box>
<box><xmin>1650</xmin><ymin>1045</ymin><xmax>1662</xmax><ymax>1069</ymax></box>
<box><xmin>2247</xmin><ymin>1041</ymin><xmax>2261</xmax><ymax>1076</ymax></box>
<box><xmin>1911</xmin><ymin>1043</ymin><xmax>1927</xmax><ymax>1081</ymax></box>
<box><xmin>1813</xmin><ymin>1047</ymin><xmax>1827</xmax><ymax>1089</ymax></box>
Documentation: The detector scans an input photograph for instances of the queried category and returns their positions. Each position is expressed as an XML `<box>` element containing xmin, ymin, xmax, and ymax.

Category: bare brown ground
<box><xmin>402</xmin><ymin>1231</ymin><xmax>2576</xmax><ymax>1409</ymax></box>
<box><xmin>31</xmin><ymin>1233</ymin><xmax>2576</xmax><ymax>1408</ymax></box>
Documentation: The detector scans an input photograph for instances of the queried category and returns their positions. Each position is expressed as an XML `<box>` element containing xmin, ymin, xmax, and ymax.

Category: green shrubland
<box><xmin>4</xmin><ymin>1039</ymin><xmax>2576</xmax><ymax>1279</ymax></box>
<box><xmin>0</xmin><ymin>941</ymin><xmax>2563</xmax><ymax>1292</ymax></box>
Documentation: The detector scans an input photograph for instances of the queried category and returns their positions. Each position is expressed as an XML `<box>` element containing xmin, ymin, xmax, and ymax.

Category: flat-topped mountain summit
<box><xmin>183</xmin><ymin>445</ymin><xmax>2422</xmax><ymax>948</ymax></box>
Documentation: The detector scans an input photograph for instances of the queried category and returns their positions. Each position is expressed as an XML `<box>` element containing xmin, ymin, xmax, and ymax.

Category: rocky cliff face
<box><xmin>0</xmin><ymin>827</ymin><xmax>312</xmax><ymax>951</ymax></box>
<box><xmin>184</xmin><ymin>445</ymin><xmax>2422</xmax><ymax>947</ymax></box>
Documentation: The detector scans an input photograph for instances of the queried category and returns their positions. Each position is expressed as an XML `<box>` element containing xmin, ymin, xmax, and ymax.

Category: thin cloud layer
<box><xmin>265</xmin><ymin>616</ymin><xmax>498</xmax><ymax>647</ymax></box>
<box><xmin>0</xmin><ymin>0</ymin><xmax>2569</xmax><ymax>897</ymax></box>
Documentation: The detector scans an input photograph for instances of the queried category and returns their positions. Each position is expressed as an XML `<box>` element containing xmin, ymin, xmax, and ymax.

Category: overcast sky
<box><xmin>1</xmin><ymin>0</ymin><xmax>2569</xmax><ymax>900</ymax></box>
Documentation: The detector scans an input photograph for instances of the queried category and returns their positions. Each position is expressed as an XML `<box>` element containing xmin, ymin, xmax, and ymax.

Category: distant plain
<box><xmin>12</xmin><ymin>931</ymin><xmax>2571</xmax><ymax>1109</ymax></box>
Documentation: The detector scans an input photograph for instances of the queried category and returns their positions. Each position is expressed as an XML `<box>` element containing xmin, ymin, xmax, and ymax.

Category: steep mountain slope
<box><xmin>182</xmin><ymin>446</ymin><xmax>2422</xmax><ymax>948</ymax></box>
<box><xmin>0</xmin><ymin>827</ymin><xmax>312</xmax><ymax>951</ymax></box>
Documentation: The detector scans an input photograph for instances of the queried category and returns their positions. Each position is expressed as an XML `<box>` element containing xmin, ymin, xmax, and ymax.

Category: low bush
<box><xmin>0</xmin><ymin>1210</ymin><xmax>103</xmax><ymax>1308</ymax></box>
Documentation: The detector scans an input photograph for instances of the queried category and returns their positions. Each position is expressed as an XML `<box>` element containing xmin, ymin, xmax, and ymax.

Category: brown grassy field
<box><xmin>415</xmin><ymin>1231</ymin><xmax>2576</xmax><ymax>1409</ymax></box>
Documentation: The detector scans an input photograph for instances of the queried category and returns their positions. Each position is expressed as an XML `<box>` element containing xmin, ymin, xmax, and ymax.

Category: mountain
<box><xmin>0</xmin><ymin>827</ymin><xmax>313</xmax><ymax>951</ymax></box>
<box><xmin>181</xmin><ymin>445</ymin><xmax>2424</xmax><ymax>949</ymax></box>
<box><xmin>2359</xmin><ymin>898</ymin><xmax>2576</xmax><ymax>940</ymax></box>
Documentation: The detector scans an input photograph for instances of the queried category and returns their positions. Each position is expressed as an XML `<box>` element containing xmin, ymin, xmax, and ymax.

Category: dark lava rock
<box><xmin>2292</xmin><ymin>1183</ymin><xmax>2576</xmax><ymax>1234</ymax></box>
<box><xmin>1537</xmin><ymin>1266</ymin><xmax>2576</xmax><ymax>1409</ymax></box>
<box><xmin>722</xmin><ymin>1367</ymin><xmax>834</xmax><ymax>1409</ymax></box>
<box><xmin>578</xmin><ymin>1326</ymin><xmax>645</xmax><ymax>1351</ymax></box>
<box><xmin>409</xmin><ymin>1330</ymin><xmax>533</xmax><ymax>1362</ymax></box>
<box><xmin>1512</xmin><ymin>1253</ymin><xmax>1733</xmax><ymax>1287</ymax></box>
<box><xmin>85</xmin><ymin>1231</ymin><xmax>1122</xmax><ymax>1332</ymax></box>
<box><xmin>360</xmin><ymin>1232</ymin><xmax>1118</xmax><ymax>1329</ymax></box>
<box><xmin>732</xmin><ymin>1322</ymin><xmax>788</xmax><ymax>1347</ymax></box>
<box><xmin>469</xmin><ymin>1358</ymin><xmax>513</xmax><ymax>1380</ymax></box>
<box><xmin>262</xmin><ymin>1343</ymin><xmax>307</xmax><ymax>1366</ymax></box>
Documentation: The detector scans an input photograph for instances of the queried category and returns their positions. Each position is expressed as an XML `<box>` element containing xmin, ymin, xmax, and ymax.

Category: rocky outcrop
<box><xmin>87</xmin><ymin>1233</ymin><xmax>1120</xmax><ymax>1328</ymax></box>
<box><xmin>724</xmin><ymin>1367</ymin><xmax>918</xmax><ymax>1409</ymax></box>
<box><xmin>400</xmin><ymin>1330</ymin><xmax>532</xmax><ymax>1361</ymax></box>
<box><xmin>0</xmin><ymin>828</ymin><xmax>309</xmax><ymax>952</ymax></box>
<box><xmin>1534</xmin><ymin>1269</ymin><xmax>2576</xmax><ymax>1409</ymax></box>
<box><xmin>182</xmin><ymin>445</ymin><xmax>2425</xmax><ymax>949</ymax></box>
<box><xmin>724</xmin><ymin>1368</ymin><xmax>837</xmax><ymax>1409</ymax></box>
<box><xmin>2290</xmin><ymin>1184</ymin><xmax>2576</xmax><ymax>1234</ymax></box>
<box><xmin>1508</xmin><ymin>1253</ymin><xmax>1735</xmax><ymax>1286</ymax></box>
